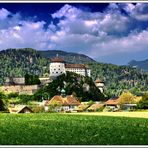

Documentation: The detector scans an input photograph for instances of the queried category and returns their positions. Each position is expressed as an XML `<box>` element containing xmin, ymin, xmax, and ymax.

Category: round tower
<box><xmin>49</xmin><ymin>54</ymin><xmax>66</xmax><ymax>78</ymax></box>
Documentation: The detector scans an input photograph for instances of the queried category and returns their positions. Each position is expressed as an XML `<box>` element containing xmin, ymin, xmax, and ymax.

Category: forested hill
<box><xmin>38</xmin><ymin>50</ymin><xmax>96</xmax><ymax>64</ymax></box>
<box><xmin>0</xmin><ymin>48</ymin><xmax>147</xmax><ymax>97</ymax></box>
<box><xmin>128</xmin><ymin>59</ymin><xmax>148</xmax><ymax>72</ymax></box>
<box><xmin>89</xmin><ymin>63</ymin><xmax>148</xmax><ymax>97</ymax></box>
<box><xmin>0</xmin><ymin>48</ymin><xmax>49</xmax><ymax>84</ymax></box>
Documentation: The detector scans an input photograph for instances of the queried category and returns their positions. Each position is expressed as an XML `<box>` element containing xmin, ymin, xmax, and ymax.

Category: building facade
<box><xmin>95</xmin><ymin>79</ymin><xmax>105</xmax><ymax>93</ymax></box>
<box><xmin>49</xmin><ymin>56</ymin><xmax>91</xmax><ymax>78</ymax></box>
<box><xmin>50</xmin><ymin>57</ymin><xmax>66</xmax><ymax>77</ymax></box>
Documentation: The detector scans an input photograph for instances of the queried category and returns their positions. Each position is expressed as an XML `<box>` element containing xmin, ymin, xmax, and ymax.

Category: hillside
<box><xmin>38</xmin><ymin>50</ymin><xmax>96</xmax><ymax>64</ymax></box>
<box><xmin>0</xmin><ymin>48</ymin><xmax>148</xmax><ymax>97</ymax></box>
<box><xmin>34</xmin><ymin>71</ymin><xmax>104</xmax><ymax>101</ymax></box>
<box><xmin>128</xmin><ymin>59</ymin><xmax>148</xmax><ymax>72</ymax></box>
<box><xmin>89</xmin><ymin>62</ymin><xmax>148</xmax><ymax>97</ymax></box>
<box><xmin>0</xmin><ymin>48</ymin><xmax>49</xmax><ymax>84</ymax></box>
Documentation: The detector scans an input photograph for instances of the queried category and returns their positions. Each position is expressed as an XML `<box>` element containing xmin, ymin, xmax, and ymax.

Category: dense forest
<box><xmin>89</xmin><ymin>63</ymin><xmax>148</xmax><ymax>97</ymax></box>
<box><xmin>0</xmin><ymin>48</ymin><xmax>49</xmax><ymax>84</ymax></box>
<box><xmin>0</xmin><ymin>48</ymin><xmax>147</xmax><ymax>98</ymax></box>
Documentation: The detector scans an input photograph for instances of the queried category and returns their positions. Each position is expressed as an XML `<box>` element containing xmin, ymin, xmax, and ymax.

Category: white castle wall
<box><xmin>50</xmin><ymin>62</ymin><xmax>66</xmax><ymax>77</ymax></box>
<box><xmin>65</xmin><ymin>68</ymin><xmax>86</xmax><ymax>76</ymax></box>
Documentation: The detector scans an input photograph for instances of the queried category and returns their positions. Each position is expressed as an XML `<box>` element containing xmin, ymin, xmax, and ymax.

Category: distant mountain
<box><xmin>38</xmin><ymin>50</ymin><xmax>96</xmax><ymax>64</ymax></box>
<box><xmin>128</xmin><ymin>59</ymin><xmax>148</xmax><ymax>72</ymax></box>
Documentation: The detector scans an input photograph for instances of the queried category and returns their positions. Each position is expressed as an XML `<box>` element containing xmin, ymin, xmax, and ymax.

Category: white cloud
<box><xmin>0</xmin><ymin>4</ymin><xmax>148</xmax><ymax>64</ymax></box>
<box><xmin>89</xmin><ymin>30</ymin><xmax>148</xmax><ymax>57</ymax></box>
<box><xmin>123</xmin><ymin>3</ymin><xmax>148</xmax><ymax>21</ymax></box>
<box><xmin>0</xmin><ymin>8</ymin><xmax>10</xmax><ymax>20</ymax></box>
<box><xmin>52</xmin><ymin>4</ymin><xmax>80</xmax><ymax>20</ymax></box>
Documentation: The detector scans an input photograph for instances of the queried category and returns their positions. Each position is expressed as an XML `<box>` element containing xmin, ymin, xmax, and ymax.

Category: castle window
<box><xmin>56</xmin><ymin>72</ymin><xmax>58</xmax><ymax>74</ymax></box>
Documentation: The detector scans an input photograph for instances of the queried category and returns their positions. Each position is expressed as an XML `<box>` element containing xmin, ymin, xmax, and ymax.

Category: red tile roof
<box><xmin>51</xmin><ymin>57</ymin><xmax>65</xmax><ymax>63</ymax></box>
<box><xmin>65</xmin><ymin>64</ymin><xmax>90</xmax><ymax>69</ymax></box>
<box><xmin>8</xmin><ymin>105</ymin><xmax>33</xmax><ymax>113</ymax></box>
<box><xmin>95</xmin><ymin>79</ymin><xmax>103</xmax><ymax>83</ymax></box>
<box><xmin>46</xmin><ymin>95</ymin><xmax>80</xmax><ymax>106</ymax></box>
<box><xmin>105</xmin><ymin>98</ymin><xmax>120</xmax><ymax>105</ymax></box>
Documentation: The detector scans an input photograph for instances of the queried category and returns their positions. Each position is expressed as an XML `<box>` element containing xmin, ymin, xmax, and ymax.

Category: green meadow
<box><xmin>0</xmin><ymin>113</ymin><xmax>148</xmax><ymax>145</ymax></box>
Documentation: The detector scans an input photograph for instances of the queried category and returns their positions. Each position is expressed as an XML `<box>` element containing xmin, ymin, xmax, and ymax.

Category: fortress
<box><xmin>50</xmin><ymin>55</ymin><xmax>91</xmax><ymax>78</ymax></box>
<box><xmin>1</xmin><ymin>55</ymin><xmax>91</xmax><ymax>95</ymax></box>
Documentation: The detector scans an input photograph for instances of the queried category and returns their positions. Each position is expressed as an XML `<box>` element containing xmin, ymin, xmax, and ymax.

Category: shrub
<box><xmin>46</xmin><ymin>106</ymin><xmax>56</xmax><ymax>113</ymax></box>
<box><xmin>137</xmin><ymin>93</ymin><xmax>148</xmax><ymax>109</ymax></box>
<box><xmin>32</xmin><ymin>105</ymin><xmax>45</xmax><ymax>113</ymax></box>
<box><xmin>7</xmin><ymin>93</ymin><xmax>18</xmax><ymax>99</ymax></box>
<box><xmin>19</xmin><ymin>94</ymin><xmax>34</xmax><ymax>104</ymax></box>
<box><xmin>103</xmin><ymin>106</ymin><xmax>113</xmax><ymax>112</ymax></box>
<box><xmin>87</xmin><ymin>100</ymin><xmax>94</xmax><ymax>106</ymax></box>
<box><xmin>96</xmin><ymin>106</ymin><xmax>104</xmax><ymax>112</ymax></box>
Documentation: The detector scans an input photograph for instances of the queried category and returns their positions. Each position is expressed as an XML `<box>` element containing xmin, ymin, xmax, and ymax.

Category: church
<box><xmin>50</xmin><ymin>55</ymin><xmax>91</xmax><ymax>78</ymax></box>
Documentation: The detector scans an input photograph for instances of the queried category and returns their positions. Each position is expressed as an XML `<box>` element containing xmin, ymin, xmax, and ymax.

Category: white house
<box><xmin>45</xmin><ymin>95</ymin><xmax>80</xmax><ymax>112</ymax></box>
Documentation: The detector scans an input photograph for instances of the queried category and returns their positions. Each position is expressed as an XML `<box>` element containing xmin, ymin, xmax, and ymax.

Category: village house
<box><xmin>45</xmin><ymin>95</ymin><xmax>80</xmax><ymax>112</ymax></box>
<box><xmin>8</xmin><ymin>105</ymin><xmax>33</xmax><ymax>113</ymax></box>
<box><xmin>75</xmin><ymin>104</ymin><xmax>89</xmax><ymax>112</ymax></box>
<box><xmin>105</xmin><ymin>97</ymin><xmax>120</xmax><ymax>111</ymax></box>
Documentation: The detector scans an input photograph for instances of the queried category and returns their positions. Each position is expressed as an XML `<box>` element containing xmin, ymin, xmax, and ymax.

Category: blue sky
<box><xmin>0</xmin><ymin>3</ymin><xmax>148</xmax><ymax>65</ymax></box>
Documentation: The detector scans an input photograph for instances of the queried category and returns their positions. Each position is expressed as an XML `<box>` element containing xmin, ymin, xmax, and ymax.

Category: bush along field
<box><xmin>0</xmin><ymin>113</ymin><xmax>148</xmax><ymax>145</ymax></box>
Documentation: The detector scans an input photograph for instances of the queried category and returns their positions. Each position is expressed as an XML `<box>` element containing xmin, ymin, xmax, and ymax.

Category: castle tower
<box><xmin>95</xmin><ymin>79</ymin><xmax>105</xmax><ymax>93</ymax></box>
<box><xmin>49</xmin><ymin>54</ymin><xmax>66</xmax><ymax>78</ymax></box>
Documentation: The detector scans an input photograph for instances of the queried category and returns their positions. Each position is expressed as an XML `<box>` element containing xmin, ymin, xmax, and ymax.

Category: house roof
<box><xmin>105</xmin><ymin>98</ymin><xmax>120</xmax><ymax>105</ymax></box>
<box><xmin>88</xmin><ymin>103</ymin><xmax>104</xmax><ymax>110</ymax></box>
<box><xmin>95</xmin><ymin>79</ymin><xmax>104</xmax><ymax>83</ymax></box>
<box><xmin>75</xmin><ymin>104</ymin><xmax>89</xmax><ymax>111</ymax></box>
<box><xmin>8</xmin><ymin>105</ymin><xmax>33</xmax><ymax>113</ymax></box>
<box><xmin>46</xmin><ymin>95</ymin><xmax>80</xmax><ymax>106</ymax></box>
<box><xmin>65</xmin><ymin>64</ymin><xmax>90</xmax><ymax>69</ymax></box>
<box><xmin>51</xmin><ymin>57</ymin><xmax>65</xmax><ymax>63</ymax></box>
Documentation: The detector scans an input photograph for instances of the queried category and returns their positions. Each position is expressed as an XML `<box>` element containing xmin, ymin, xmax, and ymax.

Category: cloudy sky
<box><xmin>0</xmin><ymin>3</ymin><xmax>148</xmax><ymax>65</ymax></box>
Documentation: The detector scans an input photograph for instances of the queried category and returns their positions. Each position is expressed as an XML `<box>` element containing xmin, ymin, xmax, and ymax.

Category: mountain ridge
<box><xmin>128</xmin><ymin>59</ymin><xmax>148</xmax><ymax>72</ymax></box>
<box><xmin>38</xmin><ymin>49</ymin><xmax>96</xmax><ymax>64</ymax></box>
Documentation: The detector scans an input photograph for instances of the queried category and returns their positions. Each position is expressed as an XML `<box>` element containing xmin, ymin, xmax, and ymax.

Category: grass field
<box><xmin>69</xmin><ymin>112</ymin><xmax>148</xmax><ymax>118</ymax></box>
<box><xmin>0</xmin><ymin>113</ymin><xmax>148</xmax><ymax>145</ymax></box>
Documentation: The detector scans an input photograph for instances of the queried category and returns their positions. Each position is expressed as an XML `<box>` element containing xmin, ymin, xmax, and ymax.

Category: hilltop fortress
<box><xmin>1</xmin><ymin>55</ymin><xmax>92</xmax><ymax>95</ymax></box>
<box><xmin>50</xmin><ymin>55</ymin><xmax>91</xmax><ymax>78</ymax></box>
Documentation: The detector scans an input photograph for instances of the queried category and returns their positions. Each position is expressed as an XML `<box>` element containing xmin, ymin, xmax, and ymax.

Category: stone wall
<box><xmin>1</xmin><ymin>85</ymin><xmax>40</xmax><ymax>95</ymax></box>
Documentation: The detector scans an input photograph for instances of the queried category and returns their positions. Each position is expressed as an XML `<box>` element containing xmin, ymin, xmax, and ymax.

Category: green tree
<box><xmin>119</xmin><ymin>91</ymin><xmax>137</xmax><ymax>106</ymax></box>
<box><xmin>25</xmin><ymin>74</ymin><xmax>41</xmax><ymax>85</ymax></box>
<box><xmin>19</xmin><ymin>94</ymin><xmax>33</xmax><ymax>104</ymax></box>
<box><xmin>0</xmin><ymin>91</ymin><xmax>6</xmax><ymax>111</ymax></box>
<box><xmin>34</xmin><ymin>71</ymin><xmax>105</xmax><ymax>102</ymax></box>
<box><xmin>137</xmin><ymin>92</ymin><xmax>148</xmax><ymax>109</ymax></box>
